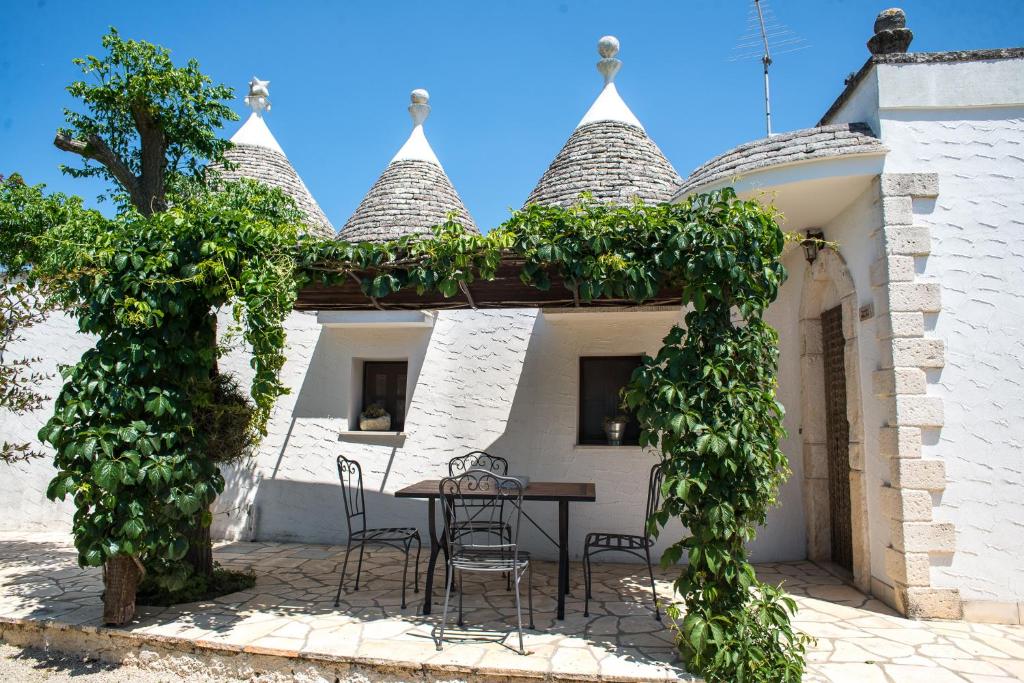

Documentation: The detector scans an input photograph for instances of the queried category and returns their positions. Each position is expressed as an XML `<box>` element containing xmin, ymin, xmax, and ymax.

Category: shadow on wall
<box><xmin>216</xmin><ymin>321</ymin><xmax>435</xmax><ymax>542</ymax></box>
<box><xmin>231</xmin><ymin>307</ymin><xmax>805</xmax><ymax>567</ymax></box>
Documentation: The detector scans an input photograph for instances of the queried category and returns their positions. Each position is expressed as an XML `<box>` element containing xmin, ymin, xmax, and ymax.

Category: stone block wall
<box><xmin>871</xmin><ymin>172</ymin><xmax>961</xmax><ymax>619</ymax></box>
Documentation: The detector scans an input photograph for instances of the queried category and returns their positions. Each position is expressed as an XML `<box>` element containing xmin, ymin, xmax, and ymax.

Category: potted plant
<box><xmin>603</xmin><ymin>414</ymin><xmax>629</xmax><ymax>446</ymax></box>
<box><xmin>359</xmin><ymin>403</ymin><xmax>392</xmax><ymax>431</ymax></box>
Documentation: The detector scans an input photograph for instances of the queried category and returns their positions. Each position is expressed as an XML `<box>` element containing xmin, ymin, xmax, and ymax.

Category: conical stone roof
<box><xmin>339</xmin><ymin>90</ymin><xmax>477</xmax><ymax>243</ymax></box>
<box><xmin>216</xmin><ymin>78</ymin><xmax>335</xmax><ymax>238</ymax></box>
<box><xmin>526</xmin><ymin>37</ymin><xmax>681</xmax><ymax>207</ymax></box>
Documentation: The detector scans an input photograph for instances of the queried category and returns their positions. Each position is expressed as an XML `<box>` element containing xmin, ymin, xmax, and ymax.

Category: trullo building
<box><xmin>2</xmin><ymin>8</ymin><xmax>1023</xmax><ymax>625</ymax></box>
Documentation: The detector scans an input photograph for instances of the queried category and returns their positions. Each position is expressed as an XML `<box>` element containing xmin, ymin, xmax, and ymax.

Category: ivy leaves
<box><xmin>6</xmin><ymin>177</ymin><xmax>304</xmax><ymax>588</ymax></box>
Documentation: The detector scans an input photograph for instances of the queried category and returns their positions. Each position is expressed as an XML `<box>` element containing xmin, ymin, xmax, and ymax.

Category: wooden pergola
<box><xmin>296</xmin><ymin>256</ymin><xmax>684</xmax><ymax>312</ymax></box>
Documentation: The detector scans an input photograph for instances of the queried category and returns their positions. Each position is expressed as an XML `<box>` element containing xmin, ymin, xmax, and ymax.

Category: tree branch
<box><xmin>53</xmin><ymin>132</ymin><xmax>143</xmax><ymax>209</ymax></box>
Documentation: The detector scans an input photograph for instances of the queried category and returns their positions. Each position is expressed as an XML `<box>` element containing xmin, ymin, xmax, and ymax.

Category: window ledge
<box><xmin>338</xmin><ymin>431</ymin><xmax>407</xmax><ymax>446</ymax></box>
<box><xmin>573</xmin><ymin>444</ymin><xmax>646</xmax><ymax>452</ymax></box>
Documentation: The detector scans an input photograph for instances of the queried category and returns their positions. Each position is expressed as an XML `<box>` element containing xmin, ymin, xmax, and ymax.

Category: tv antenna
<box><xmin>731</xmin><ymin>0</ymin><xmax>809</xmax><ymax>137</ymax></box>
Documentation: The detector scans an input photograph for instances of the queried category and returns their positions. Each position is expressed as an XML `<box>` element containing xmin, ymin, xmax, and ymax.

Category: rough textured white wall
<box><xmin>0</xmin><ymin>312</ymin><xmax>86</xmax><ymax>532</ymax></box>
<box><xmin>218</xmin><ymin>307</ymin><xmax>808</xmax><ymax>563</ymax></box>
<box><xmin>881</xmin><ymin>105</ymin><xmax>1024</xmax><ymax>602</ymax></box>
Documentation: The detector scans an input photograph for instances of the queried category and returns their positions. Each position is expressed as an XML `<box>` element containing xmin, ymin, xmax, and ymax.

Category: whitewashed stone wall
<box><xmin>0</xmin><ymin>311</ymin><xmax>84</xmax><ymax>532</ymax></box>
<box><xmin>1</xmin><ymin>303</ymin><xmax>809</xmax><ymax>567</ymax></box>
<box><xmin>218</xmin><ymin>307</ymin><xmax>809</xmax><ymax>563</ymax></box>
<box><xmin>882</xmin><ymin>107</ymin><xmax>1024</xmax><ymax>610</ymax></box>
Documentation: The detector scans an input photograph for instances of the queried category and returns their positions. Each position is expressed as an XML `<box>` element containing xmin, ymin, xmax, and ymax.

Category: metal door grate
<box><xmin>821</xmin><ymin>305</ymin><xmax>853</xmax><ymax>571</ymax></box>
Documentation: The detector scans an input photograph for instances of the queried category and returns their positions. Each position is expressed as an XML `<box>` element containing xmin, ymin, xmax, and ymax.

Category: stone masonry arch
<box><xmin>800</xmin><ymin>247</ymin><xmax>871</xmax><ymax>593</ymax></box>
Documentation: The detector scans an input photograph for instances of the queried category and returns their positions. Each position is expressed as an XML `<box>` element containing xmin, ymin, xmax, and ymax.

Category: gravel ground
<box><xmin>0</xmin><ymin>642</ymin><xmax>231</xmax><ymax>682</ymax></box>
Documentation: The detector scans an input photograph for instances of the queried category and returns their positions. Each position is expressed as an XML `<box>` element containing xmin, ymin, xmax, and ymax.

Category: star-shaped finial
<box><xmin>244</xmin><ymin>77</ymin><xmax>271</xmax><ymax>115</ymax></box>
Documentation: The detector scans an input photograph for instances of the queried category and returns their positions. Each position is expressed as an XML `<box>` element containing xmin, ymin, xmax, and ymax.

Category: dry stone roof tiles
<box><xmin>217</xmin><ymin>143</ymin><xmax>335</xmax><ymax>238</ymax></box>
<box><xmin>525</xmin><ymin>120</ymin><xmax>683</xmax><ymax>208</ymax></box>
<box><xmin>676</xmin><ymin>123</ymin><xmax>886</xmax><ymax>197</ymax></box>
<box><xmin>338</xmin><ymin>159</ymin><xmax>478</xmax><ymax>243</ymax></box>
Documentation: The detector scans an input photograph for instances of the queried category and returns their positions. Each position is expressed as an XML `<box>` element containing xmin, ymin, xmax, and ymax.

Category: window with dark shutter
<box><xmin>578</xmin><ymin>356</ymin><xmax>643</xmax><ymax>446</ymax></box>
<box><xmin>362</xmin><ymin>361</ymin><xmax>408</xmax><ymax>431</ymax></box>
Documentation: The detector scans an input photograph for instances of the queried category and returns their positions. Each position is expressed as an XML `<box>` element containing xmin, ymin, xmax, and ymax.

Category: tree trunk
<box><xmin>185</xmin><ymin>510</ymin><xmax>214</xmax><ymax>579</ymax></box>
<box><xmin>103</xmin><ymin>555</ymin><xmax>143</xmax><ymax>625</ymax></box>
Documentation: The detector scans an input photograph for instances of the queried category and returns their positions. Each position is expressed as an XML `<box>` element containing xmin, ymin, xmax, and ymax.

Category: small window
<box><xmin>362</xmin><ymin>361</ymin><xmax>408</xmax><ymax>431</ymax></box>
<box><xmin>578</xmin><ymin>356</ymin><xmax>642</xmax><ymax>446</ymax></box>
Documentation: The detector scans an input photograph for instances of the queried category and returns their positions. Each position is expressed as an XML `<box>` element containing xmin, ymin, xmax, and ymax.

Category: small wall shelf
<box><xmin>338</xmin><ymin>431</ymin><xmax>407</xmax><ymax>447</ymax></box>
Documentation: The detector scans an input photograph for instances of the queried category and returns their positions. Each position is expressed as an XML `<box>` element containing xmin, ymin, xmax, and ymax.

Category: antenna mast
<box><xmin>755</xmin><ymin>0</ymin><xmax>773</xmax><ymax>136</ymax></box>
<box><xmin>731</xmin><ymin>0</ymin><xmax>808</xmax><ymax>138</ymax></box>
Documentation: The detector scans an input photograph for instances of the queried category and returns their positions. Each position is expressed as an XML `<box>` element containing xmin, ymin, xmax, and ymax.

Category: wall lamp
<box><xmin>802</xmin><ymin>229</ymin><xmax>825</xmax><ymax>264</ymax></box>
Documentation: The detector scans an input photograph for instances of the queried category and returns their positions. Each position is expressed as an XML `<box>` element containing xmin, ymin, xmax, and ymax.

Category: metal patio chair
<box><xmin>448</xmin><ymin>451</ymin><xmax>513</xmax><ymax>588</ymax></box>
<box><xmin>334</xmin><ymin>455</ymin><xmax>421</xmax><ymax>609</ymax></box>
<box><xmin>583</xmin><ymin>462</ymin><xmax>663</xmax><ymax>620</ymax></box>
<box><xmin>436</xmin><ymin>469</ymin><xmax>534</xmax><ymax>655</ymax></box>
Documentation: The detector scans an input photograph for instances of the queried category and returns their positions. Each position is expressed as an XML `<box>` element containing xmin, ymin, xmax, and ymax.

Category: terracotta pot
<box><xmin>359</xmin><ymin>414</ymin><xmax>392</xmax><ymax>431</ymax></box>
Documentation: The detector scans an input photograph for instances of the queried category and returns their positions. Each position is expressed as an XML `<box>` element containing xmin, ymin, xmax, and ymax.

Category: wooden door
<box><xmin>821</xmin><ymin>305</ymin><xmax>853</xmax><ymax>570</ymax></box>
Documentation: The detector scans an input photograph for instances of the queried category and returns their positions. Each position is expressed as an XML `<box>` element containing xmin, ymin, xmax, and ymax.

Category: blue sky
<box><xmin>2</xmin><ymin>1</ymin><xmax>1022</xmax><ymax>231</ymax></box>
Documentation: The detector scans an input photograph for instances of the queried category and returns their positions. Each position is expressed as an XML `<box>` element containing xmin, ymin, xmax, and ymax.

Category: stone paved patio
<box><xmin>0</xmin><ymin>533</ymin><xmax>1022</xmax><ymax>681</ymax></box>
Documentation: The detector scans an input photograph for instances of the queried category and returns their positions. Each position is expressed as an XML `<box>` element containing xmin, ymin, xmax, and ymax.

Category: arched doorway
<box><xmin>799</xmin><ymin>248</ymin><xmax>870</xmax><ymax>592</ymax></box>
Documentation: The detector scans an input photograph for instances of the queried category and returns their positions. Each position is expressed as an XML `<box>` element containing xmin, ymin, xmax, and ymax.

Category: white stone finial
<box><xmin>409</xmin><ymin>88</ymin><xmax>431</xmax><ymax>127</ymax></box>
<box><xmin>577</xmin><ymin>34</ymin><xmax>642</xmax><ymax>130</ymax></box>
<box><xmin>390</xmin><ymin>88</ymin><xmax>441</xmax><ymax>166</ymax></box>
<box><xmin>244</xmin><ymin>77</ymin><xmax>271</xmax><ymax>116</ymax></box>
<box><xmin>597</xmin><ymin>35</ymin><xmax>622</xmax><ymax>84</ymax></box>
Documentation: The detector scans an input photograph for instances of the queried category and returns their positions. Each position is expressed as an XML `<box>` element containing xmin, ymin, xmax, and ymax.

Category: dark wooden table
<box><xmin>394</xmin><ymin>480</ymin><xmax>597</xmax><ymax>620</ymax></box>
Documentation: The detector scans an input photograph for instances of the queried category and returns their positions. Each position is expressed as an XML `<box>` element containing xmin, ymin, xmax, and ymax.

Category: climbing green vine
<box><xmin>2</xmin><ymin>175</ymin><xmax>305</xmax><ymax>594</ymax></box>
<box><xmin>299</xmin><ymin>189</ymin><xmax>809</xmax><ymax>682</ymax></box>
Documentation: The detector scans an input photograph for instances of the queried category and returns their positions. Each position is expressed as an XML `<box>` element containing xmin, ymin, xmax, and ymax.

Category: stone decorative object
<box><xmin>359</xmin><ymin>405</ymin><xmax>392</xmax><ymax>431</ymax></box>
<box><xmin>244</xmin><ymin>77</ymin><xmax>271</xmax><ymax>114</ymax></box>
<box><xmin>338</xmin><ymin>89</ymin><xmax>478</xmax><ymax>243</ymax></box>
<box><xmin>867</xmin><ymin>8</ymin><xmax>913</xmax><ymax>55</ymax></box>
<box><xmin>525</xmin><ymin>35</ymin><xmax>682</xmax><ymax>209</ymax></box>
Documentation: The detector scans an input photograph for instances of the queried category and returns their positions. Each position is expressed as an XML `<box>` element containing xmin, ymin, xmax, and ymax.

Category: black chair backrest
<box><xmin>448</xmin><ymin>451</ymin><xmax>508</xmax><ymax>476</ymax></box>
<box><xmin>337</xmin><ymin>455</ymin><xmax>366</xmax><ymax>537</ymax></box>
<box><xmin>440</xmin><ymin>470</ymin><xmax>524</xmax><ymax>556</ymax></box>
<box><xmin>644</xmin><ymin>463</ymin><xmax>664</xmax><ymax>539</ymax></box>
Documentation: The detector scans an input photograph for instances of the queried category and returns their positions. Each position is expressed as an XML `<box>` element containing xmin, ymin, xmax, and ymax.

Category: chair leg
<box><xmin>644</xmin><ymin>544</ymin><xmax>661</xmax><ymax>621</ymax></box>
<box><xmin>457</xmin><ymin>570</ymin><xmax>464</xmax><ymax>628</ymax></box>
<box><xmin>401</xmin><ymin>539</ymin><xmax>411</xmax><ymax>610</ymax></box>
<box><xmin>527</xmin><ymin>561</ymin><xmax>535</xmax><ymax>630</ymax></box>
<box><xmin>583</xmin><ymin>544</ymin><xmax>592</xmax><ymax>617</ymax></box>
<box><xmin>334</xmin><ymin>538</ymin><xmax>353</xmax><ymax>607</ymax></box>
<box><xmin>437</xmin><ymin>563</ymin><xmax>454</xmax><ymax>651</ymax></box>
<box><xmin>512</xmin><ymin>564</ymin><xmax>525</xmax><ymax>655</ymax></box>
<box><xmin>354</xmin><ymin>541</ymin><xmax>366</xmax><ymax>591</ymax></box>
<box><xmin>413</xmin><ymin>533</ymin><xmax>422</xmax><ymax>593</ymax></box>
<box><xmin>505</xmin><ymin>526</ymin><xmax>513</xmax><ymax>591</ymax></box>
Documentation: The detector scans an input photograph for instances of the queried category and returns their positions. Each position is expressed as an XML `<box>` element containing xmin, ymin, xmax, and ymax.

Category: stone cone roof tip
<box><xmin>339</xmin><ymin>89</ymin><xmax>478</xmax><ymax>243</ymax></box>
<box><xmin>218</xmin><ymin>77</ymin><xmax>335</xmax><ymax>237</ymax></box>
<box><xmin>526</xmin><ymin>36</ymin><xmax>682</xmax><ymax>208</ymax></box>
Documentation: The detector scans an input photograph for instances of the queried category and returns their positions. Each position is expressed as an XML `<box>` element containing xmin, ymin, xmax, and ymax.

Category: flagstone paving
<box><xmin>0</xmin><ymin>532</ymin><xmax>1022</xmax><ymax>681</ymax></box>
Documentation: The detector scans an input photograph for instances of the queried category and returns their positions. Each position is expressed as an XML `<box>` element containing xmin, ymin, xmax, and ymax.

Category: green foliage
<box><xmin>136</xmin><ymin>563</ymin><xmax>256</xmax><ymax>607</ymax></box>
<box><xmin>5</xmin><ymin>175</ymin><xmax>304</xmax><ymax>588</ymax></box>
<box><xmin>302</xmin><ymin>189</ymin><xmax>805</xmax><ymax>680</ymax></box>
<box><xmin>59</xmin><ymin>28</ymin><xmax>237</xmax><ymax>210</ymax></box>
<box><xmin>669</xmin><ymin>583</ymin><xmax>812</xmax><ymax>682</ymax></box>
<box><xmin>0</xmin><ymin>174</ymin><xmax>92</xmax><ymax>463</ymax></box>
